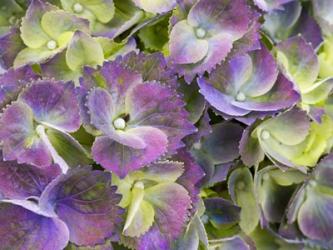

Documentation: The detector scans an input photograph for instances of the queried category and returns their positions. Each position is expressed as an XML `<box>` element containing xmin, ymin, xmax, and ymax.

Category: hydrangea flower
<box><xmin>168</xmin><ymin>0</ymin><xmax>252</xmax><ymax>82</ymax></box>
<box><xmin>262</xmin><ymin>1</ymin><xmax>322</xmax><ymax>47</ymax></box>
<box><xmin>60</xmin><ymin>0</ymin><xmax>115</xmax><ymax>33</ymax></box>
<box><xmin>0</xmin><ymin>80</ymin><xmax>82</xmax><ymax>172</ymax></box>
<box><xmin>113</xmin><ymin>151</ymin><xmax>203</xmax><ymax>249</ymax></box>
<box><xmin>0</xmin><ymin>164</ymin><xmax>122</xmax><ymax>249</ymax></box>
<box><xmin>14</xmin><ymin>0</ymin><xmax>90</xmax><ymax>68</ymax></box>
<box><xmin>82</xmin><ymin>59</ymin><xmax>195</xmax><ymax>177</ymax></box>
<box><xmin>240</xmin><ymin>108</ymin><xmax>333</xmax><ymax>171</ymax></box>
<box><xmin>198</xmin><ymin>46</ymin><xmax>299</xmax><ymax>121</ymax></box>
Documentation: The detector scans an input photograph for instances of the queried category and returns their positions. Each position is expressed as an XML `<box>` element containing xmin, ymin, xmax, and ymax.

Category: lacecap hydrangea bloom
<box><xmin>0</xmin><ymin>0</ymin><xmax>332</xmax><ymax>249</ymax></box>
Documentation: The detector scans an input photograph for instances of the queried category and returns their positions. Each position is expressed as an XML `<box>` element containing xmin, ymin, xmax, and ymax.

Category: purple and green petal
<box><xmin>276</xmin><ymin>36</ymin><xmax>319</xmax><ymax>93</ymax></box>
<box><xmin>0</xmin><ymin>101</ymin><xmax>52</xmax><ymax>167</ymax></box>
<box><xmin>19</xmin><ymin>80</ymin><xmax>81</xmax><ymax>132</ymax></box>
<box><xmin>0</xmin><ymin>202</ymin><xmax>69</xmax><ymax>250</ymax></box>
<box><xmin>40</xmin><ymin>167</ymin><xmax>123</xmax><ymax>246</ymax></box>
<box><xmin>144</xmin><ymin>182</ymin><xmax>191</xmax><ymax>238</ymax></box>
<box><xmin>169</xmin><ymin>20</ymin><xmax>209</xmax><ymax>65</ymax></box>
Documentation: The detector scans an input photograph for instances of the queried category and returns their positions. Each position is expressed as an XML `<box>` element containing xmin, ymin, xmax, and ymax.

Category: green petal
<box><xmin>66</xmin><ymin>31</ymin><xmax>104</xmax><ymax>71</ymax></box>
<box><xmin>80</xmin><ymin>0</ymin><xmax>115</xmax><ymax>23</ymax></box>
<box><xmin>41</xmin><ymin>10</ymin><xmax>89</xmax><ymax>40</ymax></box>
<box><xmin>124</xmin><ymin>200</ymin><xmax>155</xmax><ymax>237</ymax></box>
<box><xmin>14</xmin><ymin>47</ymin><xmax>62</xmax><ymax>68</ymax></box>
<box><xmin>228</xmin><ymin>167</ymin><xmax>259</xmax><ymax>234</ymax></box>
<box><xmin>20</xmin><ymin>0</ymin><xmax>56</xmax><ymax>48</ymax></box>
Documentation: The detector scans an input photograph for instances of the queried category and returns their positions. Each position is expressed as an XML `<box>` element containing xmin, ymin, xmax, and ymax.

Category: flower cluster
<box><xmin>0</xmin><ymin>0</ymin><xmax>333</xmax><ymax>249</ymax></box>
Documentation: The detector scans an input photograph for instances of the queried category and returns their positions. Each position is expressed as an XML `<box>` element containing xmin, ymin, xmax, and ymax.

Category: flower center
<box><xmin>47</xmin><ymin>40</ymin><xmax>57</xmax><ymax>50</ymax></box>
<box><xmin>113</xmin><ymin>117</ymin><xmax>126</xmax><ymax>130</ymax></box>
<box><xmin>236</xmin><ymin>92</ymin><xmax>246</xmax><ymax>101</ymax></box>
<box><xmin>73</xmin><ymin>3</ymin><xmax>84</xmax><ymax>13</ymax></box>
<box><xmin>261</xmin><ymin>130</ymin><xmax>270</xmax><ymax>140</ymax></box>
<box><xmin>195</xmin><ymin>27</ymin><xmax>206</xmax><ymax>39</ymax></box>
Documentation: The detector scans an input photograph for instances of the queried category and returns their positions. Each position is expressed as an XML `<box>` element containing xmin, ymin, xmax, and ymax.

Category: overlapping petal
<box><xmin>198</xmin><ymin>46</ymin><xmax>299</xmax><ymax>119</ymax></box>
<box><xmin>169</xmin><ymin>0</ymin><xmax>252</xmax><ymax>82</ymax></box>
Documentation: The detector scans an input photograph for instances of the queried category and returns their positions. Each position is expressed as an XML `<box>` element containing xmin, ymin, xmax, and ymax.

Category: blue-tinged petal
<box><xmin>39</xmin><ymin>167</ymin><xmax>123</xmax><ymax>246</ymax></box>
<box><xmin>0</xmin><ymin>202</ymin><xmax>69</xmax><ymax>250</ymax></box>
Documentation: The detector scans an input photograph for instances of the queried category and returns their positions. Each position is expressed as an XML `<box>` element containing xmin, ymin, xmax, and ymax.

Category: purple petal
<box><xmin>0</xmin><ymin>102</ymin><xmax>52</xmax><ymax>167</ymax></box>
<box><xmin>174</xmin><ymin>149</ymin><xmax>205</xmax><ymax>209</ymax></box>
<box><xmin>198</xmin><ymin>77</ymin><xmax>250</xmax><ymax>116</ymax></box>
<box><xmin>100</xmin><ymin>60</ymin><xmax>143</xmax><ymax>99</ymax></box>
<box><xmin>86</xmin><ymin>87</ymin><xmax>114</xmax><ymax>134</ymax></box>
<box><xmin>40</xmin><ymin>167</ymin><xmax>123</xmax><ymax>246</ymax></box>
<box><xmin>92</xmin><ymin>127</ymin><xmax>168</xmax><ymax>178</ymax></box>
<box><xmin>19</xmin><ymin>80</ymin><xmax>81</xmax><ymax>132</ymax></box>
<box><xmin>239</xmin><ymin>46</ymin><xmax>278</xmax><ymax>97</ymax></box>
<box><xmin>0</xmin><ymin>159</ymin><xmax>60</xmax><ymax>199</ymax></box>
<box><xmin>298</xmin><ymin>187</ymin><xmax>333</xmax><ymax>241</ymax></box>
<box><xmin>314</xmin><ymin>154</ymin><xmax>333</xmax><ymax>188</ymax></box>
<box><xmin>0</xmin><ymin>203</ymin><xmax>69</xmax><ymax>250</ymax></box>
<box><xmin>0</xmin><ymin>65</ymin><xmax>38</xmax><ymax>109</ymax></box>
<box><xmin>136</xmin><ymin>226</ymin><xmax>170</xmax><ymax>250</ymax></box>
<box><xmin>239</xmin><ymin>126</ymin><xmax>265</xmax><ymax>167</ymax></box>
<box><xmin>127</xmin><ymin>82</ymin><xmax>196</xmax><ymax>152</ymax></box>
<box><xmin>201</xmin><ymin>122</ymin><xmax>243</xmax><ymax>164</ymax></box>
<box><xmin>0</xmin><ymin>27</ymin><xmax>25</xmax><ymax>69</ymax></box>
<box><xmin>204</xmin><ymin>198</ymin><xmax>240</xmax><ymax>225</ymax></box>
